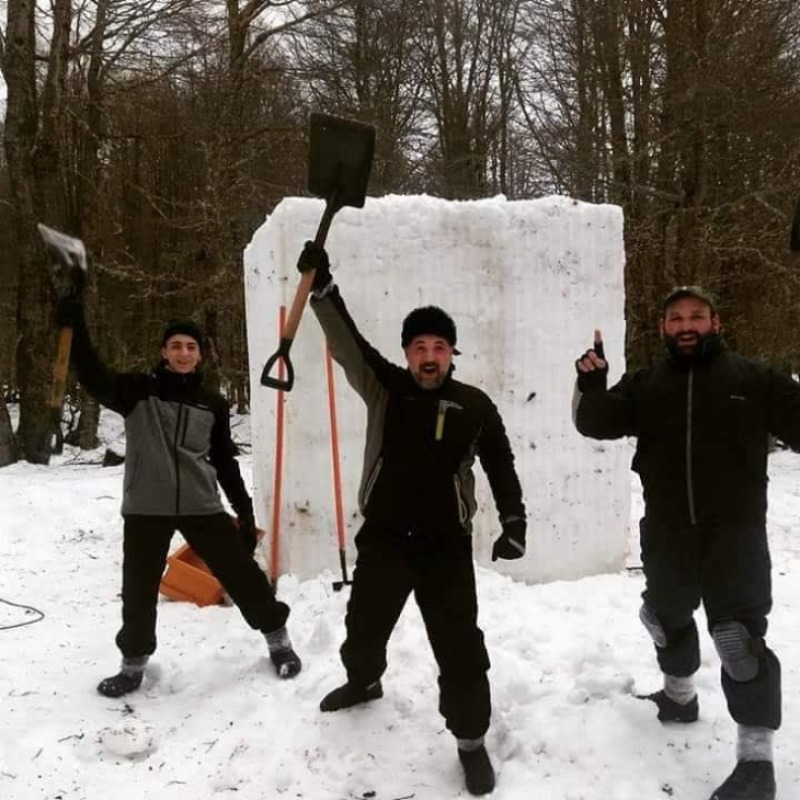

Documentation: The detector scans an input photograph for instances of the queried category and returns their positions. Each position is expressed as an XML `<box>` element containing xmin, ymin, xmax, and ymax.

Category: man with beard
<box><xmin>296</xmin><ymin>242</ymin><xmax>526</xmax><ymax>797</ymax></box>
<box><xmin>573</xmin><ymin>285</ymin><xmax>800</xmax><ymax>800</ymax></box>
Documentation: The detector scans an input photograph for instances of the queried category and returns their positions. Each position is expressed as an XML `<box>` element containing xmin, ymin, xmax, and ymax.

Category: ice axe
<box><xmin>260</xmin><ymin>112</ymin><xmax>375</xmax><ymax>391</ymax></box>
<box><xmin>38</xmin><ymin>223</ymin><xmax>89</xmax><ymax>449</ymax></box>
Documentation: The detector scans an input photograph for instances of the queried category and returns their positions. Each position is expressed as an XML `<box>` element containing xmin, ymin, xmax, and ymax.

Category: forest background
<box><xmin>1</xmin><ymin>0</ymin><xmax>799</xmax><ymax>466</ymax></box>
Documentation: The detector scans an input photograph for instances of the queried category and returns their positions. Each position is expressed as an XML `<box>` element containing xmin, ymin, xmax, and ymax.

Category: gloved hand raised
<box><xmin>575</xmin><ymin>330</ymin><xmax>608</xmax><ymax>393</ymax></box>
<box><xmin>297</xmin><ymin>241</ymin><xmax>332</xmax><ymax>294</ymax></box>
<box><xmin>491</xmin><ymin>518</ymin><xmax>526</xmax><ymax>562</ymax></box>
<box><xmin>53</xmin><ymin>270</ymin><xmax>86</xmax><ymax>329</ymax></box>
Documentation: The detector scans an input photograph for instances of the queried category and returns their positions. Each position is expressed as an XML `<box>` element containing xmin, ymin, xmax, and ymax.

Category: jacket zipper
<box><xmin>685</xmin><ymin>368</ymin><xmax>697</xmax><ymax>525</ymax></box>
<box><xmin>173</xmin><ymin>403</ymin><xmax>184</xmax><ymax>515</ymax></box>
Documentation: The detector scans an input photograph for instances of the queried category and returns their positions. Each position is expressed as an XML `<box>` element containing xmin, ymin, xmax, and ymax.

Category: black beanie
<box><xmin>401</xmin><ymin>306</ymin><xmax>460</xmax><ymax>353</ymax></box>
<box><xmin>161</xmin><ymin>319</ymin><xmax>204</xmax><ymax>352</ymax></box>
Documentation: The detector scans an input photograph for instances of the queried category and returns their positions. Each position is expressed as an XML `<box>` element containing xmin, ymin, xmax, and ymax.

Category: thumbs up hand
<box><xmin>575</xmin><ymin>330</ymin><xmax>609</xmax><ymax>393</ymax></box>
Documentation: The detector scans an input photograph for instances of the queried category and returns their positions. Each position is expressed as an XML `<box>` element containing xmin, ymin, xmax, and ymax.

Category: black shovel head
<box><xmin>308</xmin><ymin>112</ymin><xmax>375</xmax><ymax>211</ymax></box>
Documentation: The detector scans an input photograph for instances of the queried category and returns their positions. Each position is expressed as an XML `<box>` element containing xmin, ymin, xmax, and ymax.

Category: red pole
<box><xmin>326</xmin><ymin>344</ymin><xmax>350</xmax><ymax>588</ymax></box>
<box><xmin>270</xmin><ymin>306</ymin><xmax>287</xmax><ymax>584</ymax></box>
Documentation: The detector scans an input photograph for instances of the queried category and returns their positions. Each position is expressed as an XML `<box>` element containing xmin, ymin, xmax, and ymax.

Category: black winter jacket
<box><xmin>574</xmin><ymin>339</ymin><xmax>800</xmax><ymax>525</ymax></box>
<box><xmin>67</xmin><ymin>308</ymin><xmax>252</xmax><ymax>518</ymax></box>
<box><xmin>311</xmin><ymin>286</ymin><xmax>526</xmax><ymax>537</ymax></box>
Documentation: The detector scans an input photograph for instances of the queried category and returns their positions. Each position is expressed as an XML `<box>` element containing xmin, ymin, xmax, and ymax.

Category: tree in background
<box><xmin>1</xmin><ymin>0</ymin><xmax>800</xmax><ymax>465</ymax></box>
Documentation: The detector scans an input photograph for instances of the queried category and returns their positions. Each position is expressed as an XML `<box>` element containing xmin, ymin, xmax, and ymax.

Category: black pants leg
<box><xmin>701</xmin><ymin>522</ymin><xmax>781</xmax><ymax>730</ymax></box>
<box><xmin>116</xmin><ymin>516</ymin><xmax>175</xmax><ymax>658</ymax></box>
<box><xmin>340</xmin><ymin>522</ymin><xmax>412</xmax><ymax>687</ymax></box>
<box><xmin>180</xmin><ymin>513</ymin><xmax>289</xmax><ymax>634</ymax></box>
<box><xmin>413</xmin><ymin>537</ymin><xmax>491</xmax><ymax>740</ymax></box>
<box><xmin>640</xmin><ymin>517</ymin><xmax>702</xmax><ymax>676</ymax></box>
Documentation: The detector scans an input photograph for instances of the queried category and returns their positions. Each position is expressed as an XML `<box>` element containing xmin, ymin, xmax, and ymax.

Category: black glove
<box><xmin>54</xmin><ymin>294</ymin><xmax>84</xmax><ymax>329</ymax></box>
<box><xmin>237</xmin><ymin>512</ymin><xmax>258</xmax><ymax>555</ymax></box>
<box><xmin>575</xmin><ymin>337</ymin><xmax>608</xmax><ymax>393</ymax></box>
<box><xmin>491</xmin><ymin>518</ymin><xmax>526</xmax><ymax>562</ymax></box>
<box><xmin>296</xmin><ymin>240</ymin><xmax>332</xmax><ymax>293</ymax></box>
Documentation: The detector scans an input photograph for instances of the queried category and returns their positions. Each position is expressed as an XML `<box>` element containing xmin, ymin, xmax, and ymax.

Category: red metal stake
<box><xmin>326</xmin><ymin>344</ymin><xmax>351</xmax><ymax>590</ymax></box>
<box><xmin>270</xmin><ymin>306</ymin><xmax>287</xmax><ymax>584</ymax></box>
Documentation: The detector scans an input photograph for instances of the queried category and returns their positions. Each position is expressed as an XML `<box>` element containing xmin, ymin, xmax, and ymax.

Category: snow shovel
<box><xmin>260</xmin><ymin>112</ymin><xmax>375</xmax><ymax>391</ymax></box>
<box><xmin>38</xmin><ymin>223</ymin><xmax>89</xmax><ymax>450</ymax></box>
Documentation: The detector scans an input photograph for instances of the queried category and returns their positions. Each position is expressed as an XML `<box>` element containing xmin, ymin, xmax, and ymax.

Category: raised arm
<box><xmin>296</xmin><ymin>242</ymin><xmax>402</xmax><ymax>401</ymax></box>
<box><xmin>54</xmin><ymin>298</ymin><xmax>139</xmax><ymax>415</ymax></box>
<box><xmin>572</xmin><ymin>331</ymin><xmax>637</xmax><ymax>439</ymax></box>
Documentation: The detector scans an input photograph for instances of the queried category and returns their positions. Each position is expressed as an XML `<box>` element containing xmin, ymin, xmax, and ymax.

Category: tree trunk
<box><xmin>73</xmin><ymin>391</ymin><xmax>100</xmax><ymax>450</ymax></box>
<box><xmin>0</xmin><ymin>401</ymin><xmax>17</xmax><ymax>466</ymax></box>
<box><xmin>4</xmin><ymin>0</ymin><xmax>56</xmax><ymax>464</ymax></box>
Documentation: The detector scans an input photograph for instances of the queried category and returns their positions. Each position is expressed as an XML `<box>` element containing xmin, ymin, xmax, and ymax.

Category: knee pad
<box><xmin>639</xmin><ymin>603</ymin><xmax>667</xmax><ymax>648</ymax></box>
<box><xmin>712</xmin><ymin>621</ymin><xmax>760</xmax><ymax>682</ymax></box>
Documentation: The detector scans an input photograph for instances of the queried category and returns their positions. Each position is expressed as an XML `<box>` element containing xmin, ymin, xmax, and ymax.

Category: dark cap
<box><xmin>401</xmin><ymin>306</ymin><xmax>460</xmax><ymax>354</ymax></box>
<box><xmin>662</xmin><ymin>285</ymin><xmax>717</xmax><ymax>314</ymax></box>
<box><xmin>161</xmin><ymin>319</ymin><xmax>204</xmax><ymax>351</ymax></box>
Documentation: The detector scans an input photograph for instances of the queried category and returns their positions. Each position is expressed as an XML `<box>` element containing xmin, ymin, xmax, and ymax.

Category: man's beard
<box><xmin>412</xmin><ymin>362</ymin><xmax>446</xmax><ymax>389</ymax></box>
<box><xmin>665</xmin><ymin>332</ymin><xmax>701</xmax><ymax>355</ymax></box>
<box><xmin>664</xmin><ymin>331</ymin><xmax>718</xmax><ymax>361</ymax></box>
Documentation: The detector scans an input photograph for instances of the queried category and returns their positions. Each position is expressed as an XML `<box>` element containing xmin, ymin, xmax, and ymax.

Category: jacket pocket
<box><xmin>453</xmin><ymin>475</ymin><xmax>469</xmax><ymax>525</ymax></box>
<box><xmin>361</xmin><ymin>456</ymin><xmax>383</xmax><ymax>507</ymax></box>
<box><xmin>181</xmin><ymin>407</ymin><xmax>214</xmax><ymax>454</ymax></box>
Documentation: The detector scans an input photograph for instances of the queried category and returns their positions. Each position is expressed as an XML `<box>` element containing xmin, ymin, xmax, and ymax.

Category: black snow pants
<box><xmin>340</xmin><ymin>520</ymin><xmax>491</xmax><ymax>740</ymax></box>
<box><xmin>640</xmin><ymin>516</ymin><xmax>781</xmax><ymax>730</ymax></box>
<box><xmin>116</xmin><ymin>513</ymin><xmax>289</xmax><ymax>658</ymax></box>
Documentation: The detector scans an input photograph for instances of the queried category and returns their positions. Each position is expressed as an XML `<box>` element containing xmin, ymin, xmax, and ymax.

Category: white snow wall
<box><xmin>244</xmin><ymin>194</ymin><xmax>629</xmax><ymax>584</ymax></box>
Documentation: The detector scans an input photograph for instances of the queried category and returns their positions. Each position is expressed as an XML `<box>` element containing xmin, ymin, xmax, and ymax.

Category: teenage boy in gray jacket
<box><xmin>55</xmin><ymin>296</ymin><xmax>301</xmax><ymax>697</ymax></box>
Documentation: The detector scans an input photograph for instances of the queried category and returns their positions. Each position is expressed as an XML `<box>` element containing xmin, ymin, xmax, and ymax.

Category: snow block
<box><xmin>244</xmin><ymin>194</ymin><xmax>629</xmax><ymax>584</ymax></box>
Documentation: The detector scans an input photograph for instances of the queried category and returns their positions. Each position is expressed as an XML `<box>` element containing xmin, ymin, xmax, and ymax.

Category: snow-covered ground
<box><xmin>1</xmin><ymin>413</ymin><xmax>799</xmax><ymax>800</ymax></box>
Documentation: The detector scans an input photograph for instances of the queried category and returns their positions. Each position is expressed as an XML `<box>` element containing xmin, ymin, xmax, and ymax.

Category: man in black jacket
<box><xmin>296</xmin><ymin>243</ymin><xmax>527</xmax><ymax>797</ymax></box>
<box><xmin>574</xmin><ymin>286</ymin><xmax>800</xmax><ymax>800</ymax></box>
<box><xmin>55</xmin><ymin>296</ymin><xmax>301</xmax><ymax>697</ymax></box>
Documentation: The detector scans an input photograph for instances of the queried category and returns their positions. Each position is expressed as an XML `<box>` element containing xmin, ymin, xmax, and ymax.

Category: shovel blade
<box><xmin>37</xmin><ymin>223</ymin><xmax>89</xmax><ymax>277</ymax></box>
<box><xmin>308</xmin><ymin>112</ymin><xmax>375</xmax><ymax>210</ymax></box>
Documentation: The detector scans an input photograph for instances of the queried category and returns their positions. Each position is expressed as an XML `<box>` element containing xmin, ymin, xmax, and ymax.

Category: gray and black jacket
<box><xmin>67</xmin><ymin>307</ymin><xmax>252</xmax><ymax>519</ymax></box>
<box><xmin>574</xmin><ymin>336</ymin><xmax>800</xmax><ymax>526</ymax></box>
<box><xmin>311</xmin><ymin>286</ymin><xmax>525</xmax><ymax>538</ymax></box>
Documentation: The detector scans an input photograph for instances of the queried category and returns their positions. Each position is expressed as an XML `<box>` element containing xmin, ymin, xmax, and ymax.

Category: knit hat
<box><xmin>161</xmin><ymin>319</ymin><xmax>204</xmax><ymax>352</ymax></box>
<box><xmin>662</xmin><ymin>285</ymin><xmax>717</xmax><ymax>314</ymax></box>
<box><xmin>401</xmin><ymin>306</ymin><xmax>461</xmax><ymax>354</ymax></box>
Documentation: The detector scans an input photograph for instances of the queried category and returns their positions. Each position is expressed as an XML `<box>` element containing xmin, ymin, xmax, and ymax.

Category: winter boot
<box><xmin>458</xmin><ymin>743</ymin><xmax>496</xmax><ymax>796</ymax></box>
<box><xmin>709</xmin><ymin>761</ymin><xmax>775</xmax><ymax>800</ymax></box>
<box><xmin>320</xmin><ymin>680</ymin><xmax>383</xmax><ymax>712</ymax></box>
<box><xmin>97</xmin><ymin>656</ymin><xmax>148</xmax><ymax>698</ymax></box>
<box><xmin>638</xmin><ymin>689</ymin><xmax>698</xmax><ymax>723</ymax></box>
<box><xmin>265</xmin><ymin>626</ymin><xmax>302</xmax><ymax>679</ymax></box>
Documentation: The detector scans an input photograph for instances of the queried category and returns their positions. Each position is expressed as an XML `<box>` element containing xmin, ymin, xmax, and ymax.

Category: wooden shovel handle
<box><xmin>50</xmin><ymin>327</ymin><xmax>74</xmax><ymax>409</ymax></box>
<box><xmin>260</xmin><ymin>197</ymin><xmax>338</xmax><ymax>391</ymax></box>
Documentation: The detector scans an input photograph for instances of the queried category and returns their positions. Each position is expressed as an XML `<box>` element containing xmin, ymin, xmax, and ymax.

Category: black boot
<box><xmin>265</xmin><ymin>626</ymin><xmax>302</xmax><ymax>679</ymax></box>
<box><xmin>638</xmin><ymin>689</ymin><xmax>698</xmax><ymax>722</ymax></box>
<box><xmin>270</xmin><ymin>647</ymin><xmax>302</xmax><ymax>679</ymax></box>
<box><xmin>97</xmin><ymin>656</ymin><xmax>148</xmax><ymax>698</ymax></box>
<box><xmin>458</xmin><ymin>744</ymin><xmax>496</xmax><ymax>796</ymax></box>
<box><xmin>320</xmin><ymin>680</ymin><xmax>383</xmax><ymax>712</ymax></box>
<box><xmin>709</xmin><ymin>761</ymin><xmax>775</xmax><ymax>800</ymax></box>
